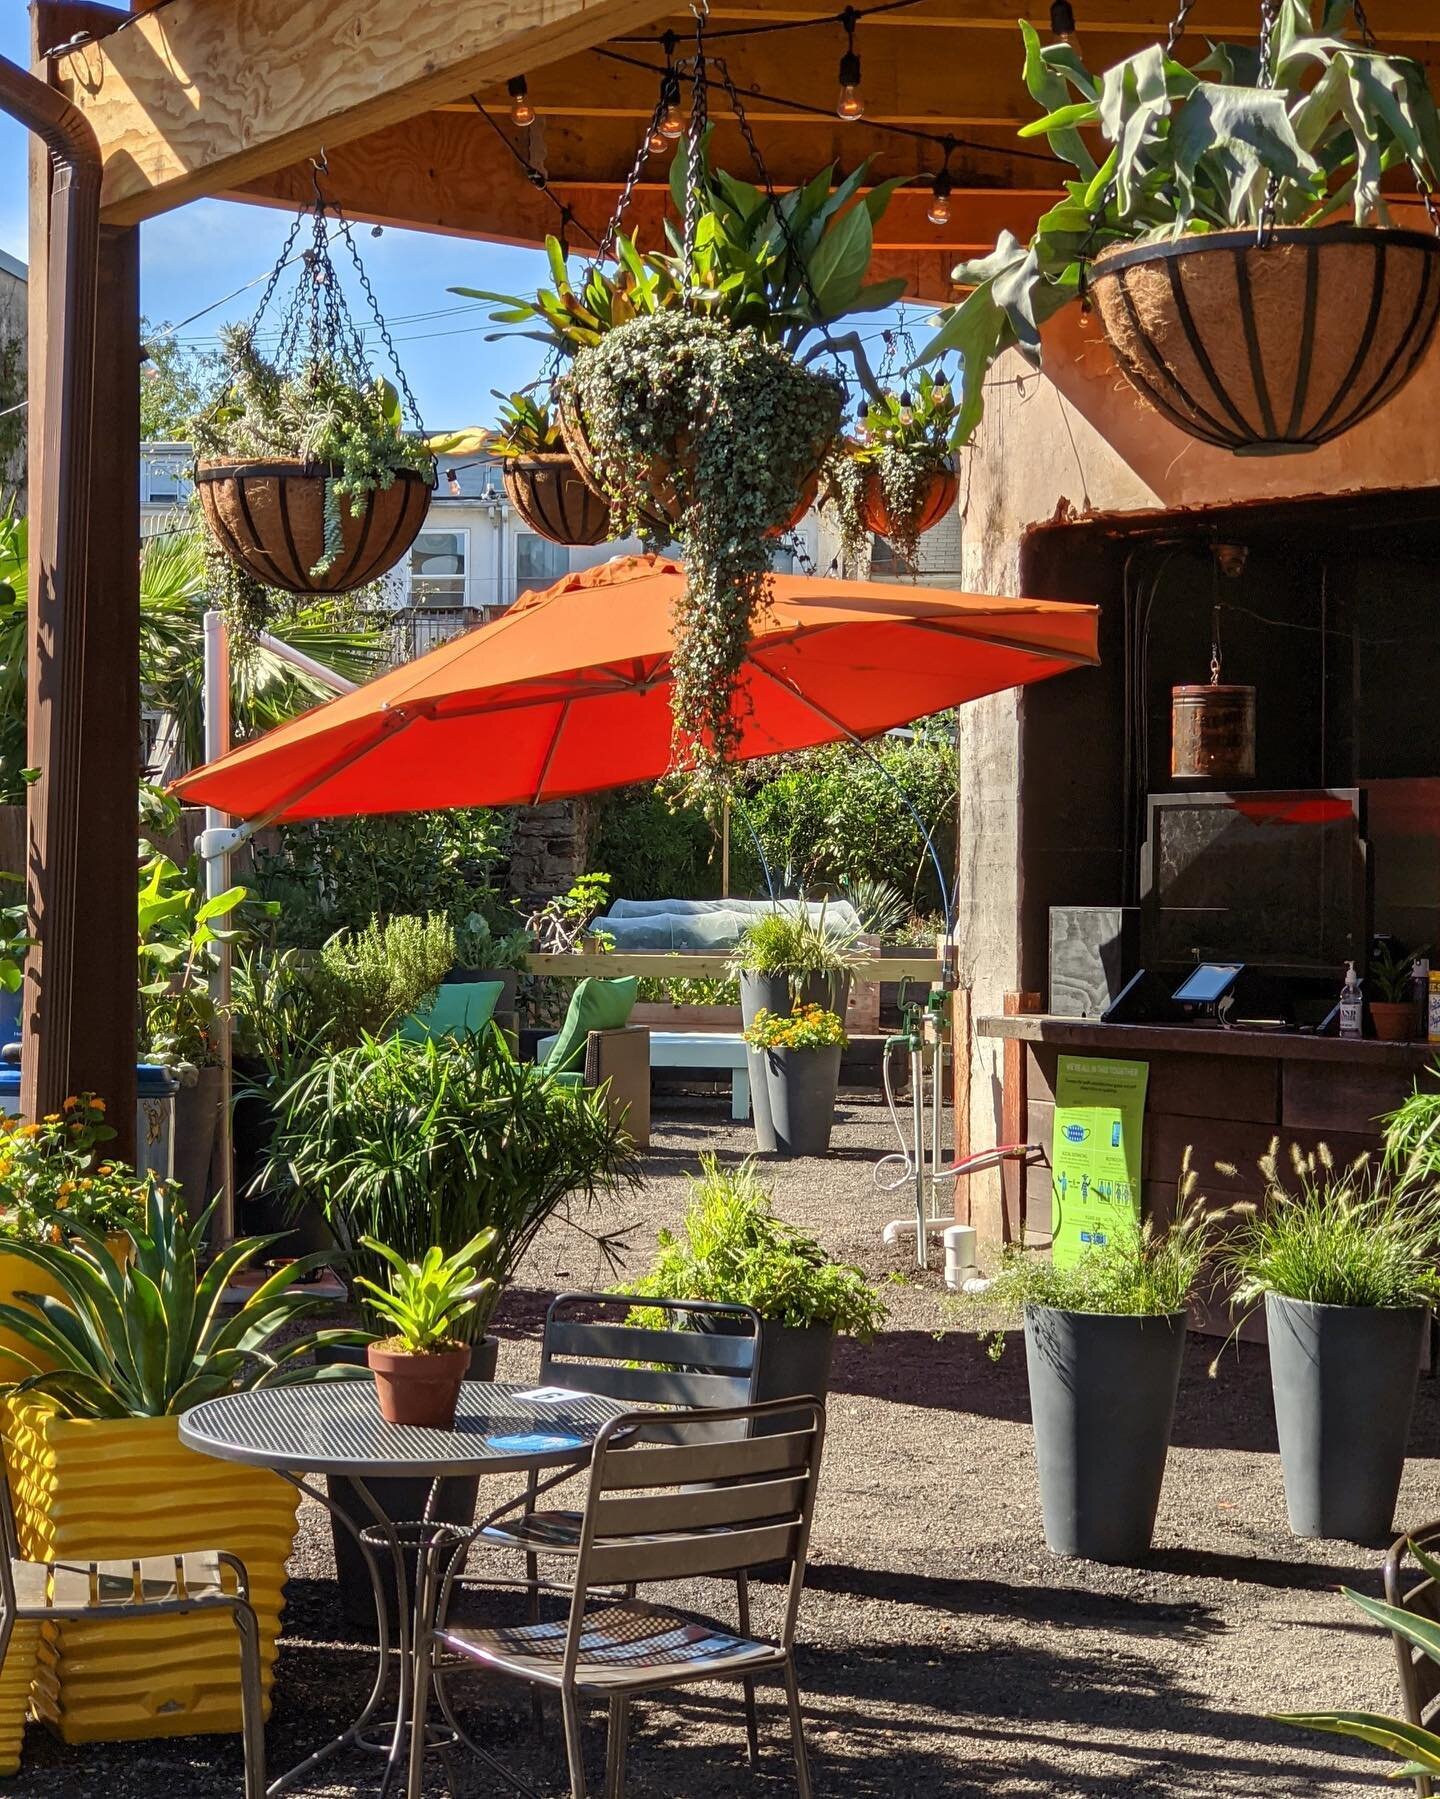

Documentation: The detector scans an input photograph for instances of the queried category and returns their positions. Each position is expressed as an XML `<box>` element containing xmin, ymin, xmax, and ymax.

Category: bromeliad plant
<box><xmin>744</xmin><ymin>1004</ymin><xmax>848</xmax><ymax>1053</ymax></box>
<box><xmin>918</xmin><ymin>3</ymin><xmax>1440</xmax><ymax>445</ymax></box>
<box><xmin>355</xmin><ymin>1232</ymin><xmax>497</xmax><ymax>1355</ymax></box>
<box><xmin>0</xmin><ymin>1183</ymin><xmax>362</xmax><ymax>1417</ymax></box>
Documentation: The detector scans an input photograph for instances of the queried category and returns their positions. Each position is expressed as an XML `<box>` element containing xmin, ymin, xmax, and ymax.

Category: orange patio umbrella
<box><xmin>172</xmin><ymin>556</ymin><xmax>1100</xmax><ymax>822</ymax></box>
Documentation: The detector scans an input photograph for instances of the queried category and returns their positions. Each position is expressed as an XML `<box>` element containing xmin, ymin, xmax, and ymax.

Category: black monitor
<box><xmin>1141</xmin><ymin>789</ymin><xmax>1368</xmax><ymax>977</ymax></box>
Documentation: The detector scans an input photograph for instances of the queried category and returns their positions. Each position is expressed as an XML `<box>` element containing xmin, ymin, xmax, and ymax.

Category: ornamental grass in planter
<box><xmin>1219</xmin><ymin>1140</ymin><xmax>1440</xmax><ymax>1543</ymax></box>
<box><xmin>0</xmin><ymin>1186</ymin><xmax>361</xmax><ymax>1745</ymax></box>
<box><xmin>982</xmin><ymin>1171</ymin><xmax>1220</xmax><ymax>1563</ymax></box>
<box><xmin>919</xmin><ymin>4</ymin><xmax>1440</xmax><ymax>457</ymax></box>
<box><xmin>628</xmin><ymin>1153</ymin><xmax>885</xmax><ymax>1409</ymax></box>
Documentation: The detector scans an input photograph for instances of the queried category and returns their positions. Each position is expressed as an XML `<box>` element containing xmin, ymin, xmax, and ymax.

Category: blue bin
<box><xmin>0</xmin><ymin>1064</ymin><xmax>179</xmax><ymax>1184</ymax></box>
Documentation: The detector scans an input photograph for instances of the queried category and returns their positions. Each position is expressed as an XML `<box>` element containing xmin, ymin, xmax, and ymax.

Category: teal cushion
<box><xmin>541</xmin><ymin>976</ymin><xmax>638</xmax><ymax>1076</ymax></box>
<box><xmin>400</xmin><ymin>980</ymin><xmax>504</xmax><ymax>1043</ymax></box>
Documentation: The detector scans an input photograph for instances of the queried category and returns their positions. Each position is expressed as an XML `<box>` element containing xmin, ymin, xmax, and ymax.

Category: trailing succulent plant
<box><xmin>826</xmin><ymin>368</ymin><xmax>961</xmax><ymax>571</ymax></box>
<box><xmin>563</xmin><ymin>311</ymin><xmax>842</xmax><ymax>776</ymax></box>
<box><xmin>191</xmin><ymin>324</ymin><xmax>434</xmax><ymax>585</ymax></box>
<box><xmin>917</xmin><ymin>2</ymin><xmax>1440</xmax><ymax>444</ymax></box>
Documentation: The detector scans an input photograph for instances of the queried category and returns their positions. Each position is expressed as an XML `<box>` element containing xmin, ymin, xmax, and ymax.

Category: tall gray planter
<box><xmin>1265</xmin><ymin>1293</ymin><xmax>1427</xmax><ymax>1543</ymax></box>
<box><xmin>765</xmin><ymin>1045</ymin><xmax>842</xmax><ymax>1157</ymax></box>
<box><xmin>739</xmin><ymin>969</ymin><xmax>849</xmax><ymax>1158</ymax></box>
<box><xmin>1024</xmin><ymin>1305</ymin><xmax>1187</xmax><ymax>1563</ymax></box>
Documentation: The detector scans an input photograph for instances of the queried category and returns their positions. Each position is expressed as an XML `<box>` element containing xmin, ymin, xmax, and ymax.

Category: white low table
<box><xmin>648</xmin><ymin>1030</ymin><xmax>751</xmax><ymax>1120</ymax></box>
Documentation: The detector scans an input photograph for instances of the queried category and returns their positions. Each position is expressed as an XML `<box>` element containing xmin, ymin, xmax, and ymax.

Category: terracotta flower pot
<box><xmin>502</xmin><ymin>454</ymin><xmax>613</xmax><ymax>546</ymax></box>
<box><xmin>1369</xmin><ymin>1000</ymin><xmax>1414</xmax><ymax>1042</ymax></box>
<box><xmin>860</xmin><ymin>462</ymin><xmax>958</xmax><ymax>545</ymax></box>
<box><xmin>195</xmin><ymin>458</ymin><xmax>433</xmax><ymax>595</ymax></box>
<box><xmin>1090</xmin><ymin>227</ymin><xmax>1440</xmax><ymax>456</ymax></box>
<box><xmin>367</xmin><ymin>1340</ymin><xmax>469</xmax><ymax>1428</ymax></box>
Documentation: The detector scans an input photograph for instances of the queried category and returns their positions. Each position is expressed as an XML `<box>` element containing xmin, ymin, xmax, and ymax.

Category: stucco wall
<box><xmin>955</xmin><ymin>299</ymin><xmax>1440</xmax><ymax>1241</ymax></box>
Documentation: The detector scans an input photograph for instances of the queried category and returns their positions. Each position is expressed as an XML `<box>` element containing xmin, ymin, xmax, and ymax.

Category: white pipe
<box><xmin>253</xmin><ymin>630</ymin><xmax>359</xmax><ymax>694</ymax></box>
<box><xmin>201</xmin><ymin>608</ymin><xmax>235</xmax><ymax>1245</ymax></box>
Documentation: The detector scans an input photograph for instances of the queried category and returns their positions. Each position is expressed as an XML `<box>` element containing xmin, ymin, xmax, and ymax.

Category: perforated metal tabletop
<box><xmin>180</xmin><ymin>1380</ymin><xmax>630</xmax><ymax>1480</ymax></box>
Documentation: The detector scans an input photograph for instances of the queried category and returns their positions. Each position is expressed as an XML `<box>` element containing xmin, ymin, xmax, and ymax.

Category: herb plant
<box><xmin>1221</xmin><ymin>1140</ymin><xmax>1440</xmax><ymax>1312</ymax></box>
<box><xmin>629</xmin><ymin>1154</ymin><xmax>886</xmax><ymax>1337</ymax></box>
<box><xmin>918</xmin><ymin>4</ymin><xmax>1440</xmax><ymax>444</ymax></box>
<box><xmin>191</xmin><ymin>324</ymin><xmax>434</xmax><ymax>581</ymax></box>
<box><xmin>355</xmin><ymin>1232</ymin><xmax>497</xmax><ymax>1354</ymax></box>
<box><xmin>0</xmin><ymin>1183</ymin><xmax>362</xmax><ymax>1418</ymax></box>
<box><xmin>744</xmin><ymin>1004</ymin><xmax>848</xmax><ymax>1052</ymax></box>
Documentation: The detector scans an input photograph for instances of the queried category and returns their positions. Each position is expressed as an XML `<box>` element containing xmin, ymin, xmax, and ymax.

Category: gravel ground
<box><xmin>7</xmin><ymin>1093</ymin><xmax>1431</xmax><ymax>1796</ymax></box>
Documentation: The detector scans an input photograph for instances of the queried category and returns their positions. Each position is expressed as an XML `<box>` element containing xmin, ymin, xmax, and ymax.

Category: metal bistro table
<box><xmin>181</xmin><ymin>1379</ymin><xmax>632</xmax><ymax>1798</ymax></box>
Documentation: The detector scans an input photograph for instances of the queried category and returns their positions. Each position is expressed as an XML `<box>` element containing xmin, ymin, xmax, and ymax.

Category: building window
<box><xmin>516</xmin><ymin>533</ymin><xmax>569</xmax><ymax>596</ymax></box>
<box><xmin>868</xmin><ymin>532</ymin><xmax>902</xmax><ymax>579</ymax></box>
<box><xmin>142</xmin><ymin>459</ymin><xmax>187</xmax><ymax>506</ymax></box>
<box><xmin>409</xmin><ymin>529</ymin><xmax>468</xmax><ymax>607</ymax></box>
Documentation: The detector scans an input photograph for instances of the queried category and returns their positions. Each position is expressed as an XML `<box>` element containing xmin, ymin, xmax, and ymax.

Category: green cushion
<box><xmin>400</xmin><ymin>980</ymin><xmax>504</xmax><ymax>1043</ymax></box>
<box><xmin>541</xmin><ymin>976</ymin><xmax>638</xmax><ymax>1077</ymax></box>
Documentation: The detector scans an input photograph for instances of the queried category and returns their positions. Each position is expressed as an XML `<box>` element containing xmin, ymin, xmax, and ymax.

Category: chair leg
<box><xmin>407</xmin><ymin>1625</ymin><xmax>435</xmax><ymax>1799</ymax></box>
<box><xmin>526</xmin><ymin>1552</ymin><xmax>545</xmax><ymax>1738</ymax></box>
<box><xmin>736</xmin><ymin>1575</ymin><xmax>759</xmax><ymax>1766</ymax></box>
<box><xmin>782</xmin><ymin>1656</ymin><xmax>813</xmax><ymax>1799</ymax></box>
<box><xmin>560</xmin><ymin>1687</ymin><xmax>588</xmax><ymax>1799</ymax></box>
<box><xmin>604</xmin><ymin>1696</ymin><xmax>630</xmax><ymax>1799</ymax></box>
<box><xmin>230</xmin><ymin>1601</ymin><xmax>267</xmax><ymax>1799</ymax></box>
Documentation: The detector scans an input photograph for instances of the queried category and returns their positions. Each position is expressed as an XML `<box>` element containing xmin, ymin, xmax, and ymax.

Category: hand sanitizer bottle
<box><xmin>1339</xmin><ymin>961</ymin><xmax>1363</xmax><ymax>1040</ymax></box>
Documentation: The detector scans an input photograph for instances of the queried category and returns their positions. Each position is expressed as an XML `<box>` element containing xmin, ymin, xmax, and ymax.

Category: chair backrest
<box><xmin>1384</xmin><ymin>1519</ymin><xmax>1440</xmax><ymax>1798</ymax></box>
<box><xmin>540</xmin><ymin>1292</ymin><xmax>763</xmax><ymax>1412</ymax></box>
<box><xmin>563</xmin><ymin>1398</ymin><xmax>826</xmax><ymax>1663</ymax></box>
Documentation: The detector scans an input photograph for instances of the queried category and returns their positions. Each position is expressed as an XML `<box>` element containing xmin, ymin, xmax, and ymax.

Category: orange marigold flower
<box><xmin>62</xmin><ymin>1097</ymin><xmax>78</xmax><ymax>1111</ymax></box>
<box><xmin>88</xmin><ymin>1098</ymin><xmax>107</xmax><ymax>1113</ymax></box>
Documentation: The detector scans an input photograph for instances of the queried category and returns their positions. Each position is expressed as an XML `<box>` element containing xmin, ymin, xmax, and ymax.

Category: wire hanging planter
<box><xmin>192</xmin><ymin>160</ymin><xmax>435</xmax><ymax>598</ymax></box>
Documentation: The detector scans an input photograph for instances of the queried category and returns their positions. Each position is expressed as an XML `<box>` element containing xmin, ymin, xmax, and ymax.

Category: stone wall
<box><xmin>505</xmin><ymin>799</ymin><xmax>595</xmax><ymax>909</ymax></box>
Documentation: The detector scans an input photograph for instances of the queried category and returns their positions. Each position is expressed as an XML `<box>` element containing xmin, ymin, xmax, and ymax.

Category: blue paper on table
<box><xmin>487</xmin><ymin>1432</ymin><xmax>587</xmax><ymax>1454</ymax></box>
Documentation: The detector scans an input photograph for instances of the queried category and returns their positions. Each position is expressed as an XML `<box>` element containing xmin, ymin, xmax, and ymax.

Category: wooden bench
<box><xmin>648</xmin><ymin>1031</ymin><xmax>751</xmax><ymax>1121</ymax></box>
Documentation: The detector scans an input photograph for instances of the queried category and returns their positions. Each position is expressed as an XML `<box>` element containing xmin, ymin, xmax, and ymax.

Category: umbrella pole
<box><xmin>721</xmin><ymin>799</ymin><xmax>731</xmax><ymax>899</ymax></box>
<box><xmin>201</xmin><ymin>608</ymin><xmax>236</xmax><ymax>1245</ymax></box>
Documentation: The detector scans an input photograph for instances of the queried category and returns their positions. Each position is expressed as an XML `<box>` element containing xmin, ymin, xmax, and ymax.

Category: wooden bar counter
<box><xmin>976</xmin><ymin>1014</ymin><xmax>1440</xmax><ymax>1240</ymax></box>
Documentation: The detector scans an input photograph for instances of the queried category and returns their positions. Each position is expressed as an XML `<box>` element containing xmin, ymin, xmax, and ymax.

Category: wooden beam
<box><xmin>56</xmin><ymin>0</ymin><xmax>680</xmax><ymax>224</ymax></box>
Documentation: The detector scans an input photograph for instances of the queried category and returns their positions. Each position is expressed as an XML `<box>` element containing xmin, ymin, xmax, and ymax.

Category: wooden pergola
<box><xmin>15</xmin><ymin>0</ymin><xmax>1440</xmax><ymax>1153</ymax></box>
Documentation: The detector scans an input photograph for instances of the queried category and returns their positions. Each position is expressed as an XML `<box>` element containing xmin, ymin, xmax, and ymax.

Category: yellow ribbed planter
<box><xmin>2</xmin><ymin>1401</ymin><xmax>299</xmax><ymax>1745</ymax></box>
<box><xmin>0</xmin><ymin>1248</ymin><xmax>66</xmax><ymax>1384</ymax></box>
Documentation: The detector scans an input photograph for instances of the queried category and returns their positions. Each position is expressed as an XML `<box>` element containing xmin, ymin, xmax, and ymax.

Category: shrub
<box><xmin>628</xmin><ymin>1155</ymin><xmax>885</xmax><ymax>1338</ymax></box>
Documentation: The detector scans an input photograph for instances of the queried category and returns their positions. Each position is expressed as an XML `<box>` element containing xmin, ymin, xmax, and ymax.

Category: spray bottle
<box><xmin>1339</xmin><ymin>961</ymin><xmax>1363</xmax><ymax>1040</ymax></box>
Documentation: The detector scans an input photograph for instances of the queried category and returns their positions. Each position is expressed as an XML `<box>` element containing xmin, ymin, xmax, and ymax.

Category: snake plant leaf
<box><xmin>1273</xmin><ymin>1710</ymin><xmax>1440</xmax><ymax>1772</ymax></box>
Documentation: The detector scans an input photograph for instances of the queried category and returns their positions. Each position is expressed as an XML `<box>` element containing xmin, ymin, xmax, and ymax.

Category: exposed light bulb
<box><xmin>507</xmin><ymin>75</ymin><xmax>535</xmax><ymax>128</ymax></box>
<box><xmin>899</xmin><ymin>390</ymin><xmax>914</xmax><ymax>426</ymax></box>
<box><xmin>446</xmin><ymin>470</ymin><xmax>462</xmax><ymax>497</ymax></box>
<box><xmin>927</xmin><ymin>173</ymin><xmax>952</xmax><ymax>227</ymax></box>
<box><xmin>661</xmin><ymin>100</ymin><xmax>687</xmax><ymax>138</ymax></box>
<box><xmin>836</xmin><ymin>49</ymin><xmax>864</xmax><ymax>121</ymax></box>
<box><xmin>646</xmin><ymin>123</ymin><xmax>669</xmax><ymax>156</ymax></box>
<box><xmin>1049</xmin><ymin>0</ymin><xmax>1081</xmax><ymax>53</ymax></box>
<box><xmin>933</xmin><ymin>380</ymin><xmax>950</xmax><ymax>405</ymax></box>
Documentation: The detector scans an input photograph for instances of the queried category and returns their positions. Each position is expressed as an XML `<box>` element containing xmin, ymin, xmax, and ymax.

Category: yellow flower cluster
<box><xmin>743</xmin><ymin>1002</ymin><xmax>849</xmax><ymax>1053</ymax></box>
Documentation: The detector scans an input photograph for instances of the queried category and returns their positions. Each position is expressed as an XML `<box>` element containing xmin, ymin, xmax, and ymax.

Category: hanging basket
<box><xmin>195</xmin><ymin>460</ymin><xmax>433</xmax><ymax>596</ymax></box>
<box><xmin>861</xmin><ymin>462</ymin><xmax>958</xmax><ymax>544</ymax></box>
<box><xmin>502</xmin><ymin>456</ymin><xmax>613</xmax><ymax>546</ymax></box>
<box><xmin>1090</xmin><ymin>226</ymin><xmax>1440</xmax><ymax>456</ymax></box>
<box><xmin>556</xmin><ymin>383</ymin><xmax>608</xmax><ymax>499</ymax></box>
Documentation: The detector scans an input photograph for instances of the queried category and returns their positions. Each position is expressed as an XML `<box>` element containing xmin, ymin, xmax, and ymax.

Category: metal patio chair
<box><xmin>0</xmin><ymin>1465</ymin><xmax>266</xmax><ymax>1794</ymax></box>
<box><xmin>412</xmin><ymin>1396</ymin><xmax>827</xmax><ymax>1799</ymax></box>
<box><xmin>477</xmin><ymin>1291</ymin><xmax>766</xmax><ymax>1752</ymax></box>
<box><xmin>1384</xmin><ymin>1519</ymin><xmax>1440</xmax><ymax>1797</ymax></box>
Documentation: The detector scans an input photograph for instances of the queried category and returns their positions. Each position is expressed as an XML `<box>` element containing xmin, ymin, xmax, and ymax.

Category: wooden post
<box><xmin>23</xmin><ymin>4</ymin><xmax>138</xmax><ymax>1153</ymax></box>
<box><xmin>950</xmin><ymin>977</ymin><xmax>970</xmax><ymax>1216</ymax></box>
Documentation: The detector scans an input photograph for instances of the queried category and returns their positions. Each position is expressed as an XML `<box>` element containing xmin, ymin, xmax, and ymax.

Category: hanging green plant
<box><xmin>827</xmin><ymin>370</ymin><xmax>961</xmax><ymax>571</ymax></box>
<box><xmin>564</xmin><ymin>310</ymin><xmax>841</xmax><ymax>772</ymax></box>
<box><xmin>918</xmin><ymin>3</ymin><xmax>1440</xmax><ymax>455</ymax></box>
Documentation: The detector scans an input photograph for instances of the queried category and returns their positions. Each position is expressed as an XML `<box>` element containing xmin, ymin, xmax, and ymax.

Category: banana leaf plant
<box><xmin>917</xmin><ymin>0</ymin><xmax>1440</xmax><ymax>443</ymax></box>
<box><xmin>1277</xmin><ymin>1541</ymin><xmax>1440</xmax><ymax>1778</ymax></box>
<box><xmin>0</xmin><ymin>1181</ymin><xmax>367</xmax><ymax>1418</ymax></box>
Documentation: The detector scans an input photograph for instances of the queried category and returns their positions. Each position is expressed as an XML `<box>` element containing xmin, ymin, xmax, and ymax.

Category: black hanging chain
<box><xmin>598</xmin><ymin>98</ymin><xmax>666</xmax><ymax>266</ymax></box>
<box><xmin>710</xmin><ymin>55</ymin><xmax>850</xmax><ymax>380</ymax></box>
<box><xmin>247</xmin><ymin>156</ymin><xmax>427</xmax><ymax>432</ymax></box>
<box><xmin>1255</xmin><ymin>0</ymin><xmax>1281</xmax><ymax>247</ymax></box>
<box><xmin>682</xmin><ymin>1</ymin><xmax>712</xmax><ymax>299</ymax></box>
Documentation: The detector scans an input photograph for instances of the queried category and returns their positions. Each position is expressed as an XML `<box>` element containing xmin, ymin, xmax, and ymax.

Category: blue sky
<box><xmin>0</xmin><ymin>12</ymin><xmax>559</xmax><ymax>430</ymax></box>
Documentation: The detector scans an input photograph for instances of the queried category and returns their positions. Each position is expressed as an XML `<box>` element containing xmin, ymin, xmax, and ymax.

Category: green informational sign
<box><xmin>1050</xmin><ymin>1055</ymin><xmax>1149</xmax><ymax>1269</ymax></box>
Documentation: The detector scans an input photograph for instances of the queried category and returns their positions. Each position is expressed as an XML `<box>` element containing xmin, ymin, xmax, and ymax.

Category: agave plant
<box><xmin>1277</xmin><ymin>1547</ymin><xmax>1440</xmax><ymax>1775</ymax></box>
<box><xmin>0</xmin><ymin>1182</ymin><xmax>366</xmax><ymax>1418</ymax></box>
